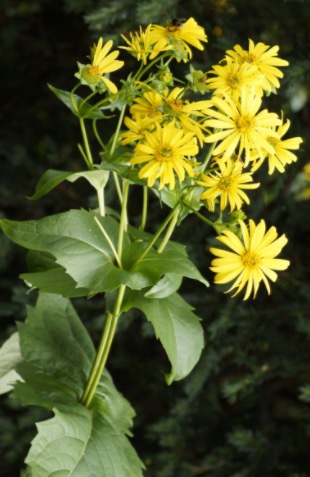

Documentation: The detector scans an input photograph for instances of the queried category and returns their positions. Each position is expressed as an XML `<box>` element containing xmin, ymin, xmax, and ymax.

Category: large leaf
<box><xmin>14</xmin><ymin>292</ymin><xmax>137</xmax><ymax>427</ymax></box>
<box><xmin>25</xmin><ymin>404</ymin><xmax>144</xmax><ymax>477</ymax></box>
<box><xmin>22</xmin><ymin>251</ymin><xmax>90</xmax><ymax>297</ymax></box>
<box><xmin>13</xmin><ymin>292</ymin><xmax>95</xmax><ymax>407</ymax></box>
<box><xmin>0</xmin><ymin>210</ymin><xmax>208</xmax><ymax>297</ymax></box>
<box><xmin>0</xmin><ymin>332</ymin><xmax>22</xmax><ymax>394</ymax></box>
<box><xmin>0</xmin><ymin>210</ymin><xmax>130</xmax><ymax>295</ymax></box>
<box><xmin>123</xmin><ymin>291</ymin><xmax>205</xmax><ymax>384</ymax></box>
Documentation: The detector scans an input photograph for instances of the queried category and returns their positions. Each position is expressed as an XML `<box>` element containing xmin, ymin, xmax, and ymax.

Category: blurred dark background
<box><xmin>1</xmin><ymin>1</ymin><xmax>310</xmax><ymax>476</ymax></box>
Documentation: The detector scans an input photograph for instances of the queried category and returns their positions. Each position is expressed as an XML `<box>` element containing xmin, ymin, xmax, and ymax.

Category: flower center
<box><xmin>169</xmin><ymin>99</ymin><xmax>184</xmax><ymax>111</ymax></box>
<box><xmin>241</xmin><ymin>53</ymin><xmax>256</xmax><ymax>64</ymax></box>
<box><xmin>242</xmin><ymin>251</ymin><xmax>261</xmax><ymax>269</ymax></box>
<box><xmin>236</xmin><ymin>115</ymin><xmax>255</xmax><ymax>132</ymax></box>
<box><xmin>157</xmin><ymin>145</ymin><xmax>173</xmax><ymax>161</ymax></box>
<box><xmin>89</xmin><ymin>65</ymin><xmax>101</xmax><ymax>76</ymax></box>
<box><xmin>226</xmin><ymin>74</ymin><xmax>240</xmax><ymax>88</ymax></box>
<box><xmin>218</xmin><ymin>176</ymin><xmax>233</xmax><ymax>190</ymax></box>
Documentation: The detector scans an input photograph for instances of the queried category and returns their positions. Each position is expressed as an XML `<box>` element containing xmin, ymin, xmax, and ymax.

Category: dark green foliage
<box><xmin>1</xmin><ymin>0</ymin><xmax>310</xmax><ymax>476</ymax></box>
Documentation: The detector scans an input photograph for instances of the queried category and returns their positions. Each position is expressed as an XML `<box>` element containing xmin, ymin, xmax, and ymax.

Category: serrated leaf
<box><xmin>22</xmin><ymin>250</ymin><xmax>90</xmax><ymax>297</ymax></box>
<box><xmin>0</xmin><ymin>210</ymin><xmax>130</xmax><ymax>294</ymax></box>
<box><xmin>48</xmin><ymin>84</ymin><xmax>106</xmax><ymax>119</ymax></box>
<box><xmin>13</xmin><ymin>293</ymin><xmax>95</xmax><ymax>408</ymax></box>
<box><xmin>28</xmin><ymin>169</ymin><xmax>110</xmax><ymax>200</ymax></box>
<box><xmin>25</xmin><ymin>404</ymin><xmax>144</xmax><ymax>477</ymax></box>
<box><xmin>0</xmin><ymin>332</ymin><xmax>22</xmax><ymax>394</ymax></box>
<box><xmin>123</xmin><ymin>291</ymin><xmax>205</xmax><ymax>384</ymax></box>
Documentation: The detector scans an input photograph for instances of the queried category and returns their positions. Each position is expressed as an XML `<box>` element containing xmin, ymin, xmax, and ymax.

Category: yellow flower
<box><xmin>163</xmin><ymin>87</ymin><xmax>211</xmax><ymax>146</ymax></box>
<box><xmin>226</xmin><ymin>39</ymin><xmax>288</xmax><ymax>93</ymax></box>
<box><xmin>130</xmin><ymin>90</ymin><xmax>163</xmax><ymax>122</ymax></box>
<box><xmin>205</xmin><ymin>57</ymin><xmax>264</xmax><ymax>100</ymax></box>
<box><xmin>81</xmin><ymin>37</ymin><xmax>124</xmax><ymax>93</ymax></box>
<box><xmin>120</xmin><ymin>116</ymin><xmax>156</xmax><ymax>145</ymax></box>
<box><xmin>120</xmin><ymin>25</ymin><xmax>172</xmax><ymax>65</ymax></box>
<box><xmin>250</xmin><ymin>119</ymin><xmax>303</xmax><ymax>174</ymax></box>
<box><xmin>197</xmin><ymin>159</ymin><xmax>260</xmax><ymax>212</ymax></box>
<box><xmin>130</xmin><ymin>121</ymin><xmax>198</xmax><ymax>190</ymax></box>
<box><xmin>204</xmin><ymin>87</ymin><xmax>281</xmax><ymax>165</ymax></box>
<box><xmin>210</xmin><ymin>219</ymin><xmax>290</xmax><ymax>300</ymax></box>
<box><xmin>149</xmin><ymin>17</ymin><xmax>208</xmax><ymax>61</ymax></box>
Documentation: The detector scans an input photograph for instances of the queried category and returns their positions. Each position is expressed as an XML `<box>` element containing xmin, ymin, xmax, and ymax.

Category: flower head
<box><xmin>130</xmin><ymin>90</ymin><xmax>163</xmax><ymax>123</ymax></box>
<box><xmin>120</xmin><ymin>116</ymin><xmax>156</xmax><ymax>145</ymax></box>
<box><xmin>250</xmin><ymin>118</ymin><xmax>303</xmax><ymax>174</ymax></box>
<box><xmin>80</xmin><ymin>37</ymin><xmax>124</xmax><ymax>93</ymax></box>
<box><xmin>130</xmin><ymin>121</ymin><xmax>198</xmax><ymax>190</ymax></box>
<box><xmin>226</xmin><ymin>39</ymin><xmax>288</xmax><ymax>93</ymax></box>
<box><xmin>206</xmin><ymin>57</ymin><xmax>264</xmax><ymax>100</ymax></box>
<box><xmin>120</xmin><ymin>25</ymin><xmax>171</xmax><ymax>64</ymax></box>
<box><xmin>162</xmin><ymin>87</ymin><xmax>211</xmax><ymax>146</ymax></box>
<box><xmin>197</xmin><ymin>159</ymin><xmax>260</xmax><ymax>212</ymax></box>
<box><xmin>149</xmin><ymin>17</ymin><xmax>208</xmax><ymax>62</ymax></box>
<box><xmin>210</xmin><ymin>219</ymin><xmax>290</xmax><ymax>300</ymax></box>
<box><xmin>204</xmin><ymin>87</ymin><xmax>281</xmax><ymax>165</ymax></box>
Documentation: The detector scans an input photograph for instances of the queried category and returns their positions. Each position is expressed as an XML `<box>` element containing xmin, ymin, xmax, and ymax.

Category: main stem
<box><xmin>81</xmin><ymin>284</ymin><xmax>126</xmax><ymax>408</ymax></box>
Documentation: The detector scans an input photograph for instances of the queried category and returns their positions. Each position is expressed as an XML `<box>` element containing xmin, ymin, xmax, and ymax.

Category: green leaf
<box><xmin>144</xmin><ymin>273</ymin><xmax>182</xmax><ymax>298</ymax></box>
<box><xmin>0</xmin><ymin>210</ymin><xmax>208</xmax><ymax>297</ymax></box>
<box><xmin>13</xmin><ymin>292</ymin><xmax>95</xmax><ymax>408</ymax></box>
<box><xmin>0</xmin><ymin>210</ymin><xmax>130</xmax><ymax>295</ymax></box>
<box><xmin>0</xmin><ymin>332</ymin><xmax>22</xmax><ymax>394</ymax></box>
<box><xmin>28</xmin><ymin>169</ymin><xmax>110</xmax><ymax>200</ymax></box>
<box><xmin>22</xmin><ymin>251</ymin><xmax>90</xmax><ymax>297</ymax></box>
<box><xmin>48</xmin><ymin>84</ymin><xmax>106</xmax><ymax>119</ymax></box>
<box><xmin>123</xmin><ymin>291</ymin><xmax>205</xmax><ymax>384</ymax></box>
<box><xmin>25</xmin><ymin>404</ymin><xmax>144</xmax><ymax>477</ymax></box>
<box><xmin>127</xmin><ymin>247</ymin><xmax>209</xmax><ymax>288</ymax></box>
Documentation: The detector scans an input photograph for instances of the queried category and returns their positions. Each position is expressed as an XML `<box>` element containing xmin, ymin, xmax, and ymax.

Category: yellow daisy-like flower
<box><xmin>197</xmin><ymin>159</ymin><xmax>260</xmax><ymax>212</ymax></box>
<box><xmin>130</xmin><ymin>90</ymin><xmax>163</xmax><ymax>122</ymax></box>
<box><xmin>226</xmin><ymin>39</ymin><xmax>289</xmax><ymax>93</ymax></box>
<box><xmin>204</xmin><ymin>86</ymin><xmax>281</xmax><ymax>165</ymax></box>
<box><xmin>130</xmin><ymin>121</ymin><xmax>198</xmax><ymax>190</ymax></box>
<box><xmin>210</xmin><ymin>219</ymin><xmax>290</xmax><ymax>300</ymax></box>
<box><xmin>120</xmin><ymin>116</ymin><xmax>156</xmax><ymax>145</ymax></box>
<box><xmin>149</xmin><ymin>17</ymin><xmax>208</xmax><ymax>61</ymax></box>
<box><xmin>81</xmin><ymin>37</ymin><xmax>124</xmax><ymax>93</ymax></box>
<box><xmin>163</xmin><ymin>87</ymin><xmax>211</xmax><ymax>146</ymax></box>
<box><xmin>205</xmin><ymin>57</ymin><xmax>264</xmax><ymax>100</ymax></box>
<box><xmin>250</xmin><ymin>118</ymin><xmax>303</xmax><ymax>174</ymax></box>
<box><xmin>120</xmin><ymin>25</ymin><xmax>172</xmax><ymax>65</ymax></box>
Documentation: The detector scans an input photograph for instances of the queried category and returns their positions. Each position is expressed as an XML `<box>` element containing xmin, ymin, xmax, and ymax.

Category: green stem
<box><xmin>113</xmin><ymin>172</ymin><xmax>123</xmax><ymax>204</ymax></box>
<box><xmin>139</xmin><ymin>186</ymin><xmax>148</xmax><ymax>231</ymax></box>
<box><xmin>70</xmin><ymin>83</ymin><xmax>81</xmax><ymax>115</ymax></box>
<box><xmin>81</xmin><ymin>284</ymin><xmax>127</xmax><ymax>408</ymax></box>
<box><xmin>192</xmin><ymin>208</ymin><xmax>217</xmax><ymax>230</ymax></box>
<box><xmin>109</xmin><ymin>105</ymin><xmax>127</xmax><ymax>159</ymax></box>
<box><xmin>134</xmin><ymin>52</ymin><xmax>171</xmax><ymax>81</ymax></box>
<box><xmin>157</xmin><ymin>206</ymin><xmax>180</xmax><ymax>253</ymax></box>
<box><xmin>135</xmin><ymin>204</ymin><xmax>180</xmax><ymax>265</ymax></box>
<box><xmin>93</xmin><ymin>119</ymin><xmax>106</xmax><ymax>151</ymax></box>
<box><xmin>79</xmin><ymin>118</ymin><xmax>94</xmax><ymax>169</ymax></box>
<box><xmin>97</xmin><ymin>187</ymin><xmax>105</xmax><ymax>217</ymax></box>
<box><xmin>117</xmin><ymin>180</ymin><xmax>130</xmax><ymax>260</ymax></box>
